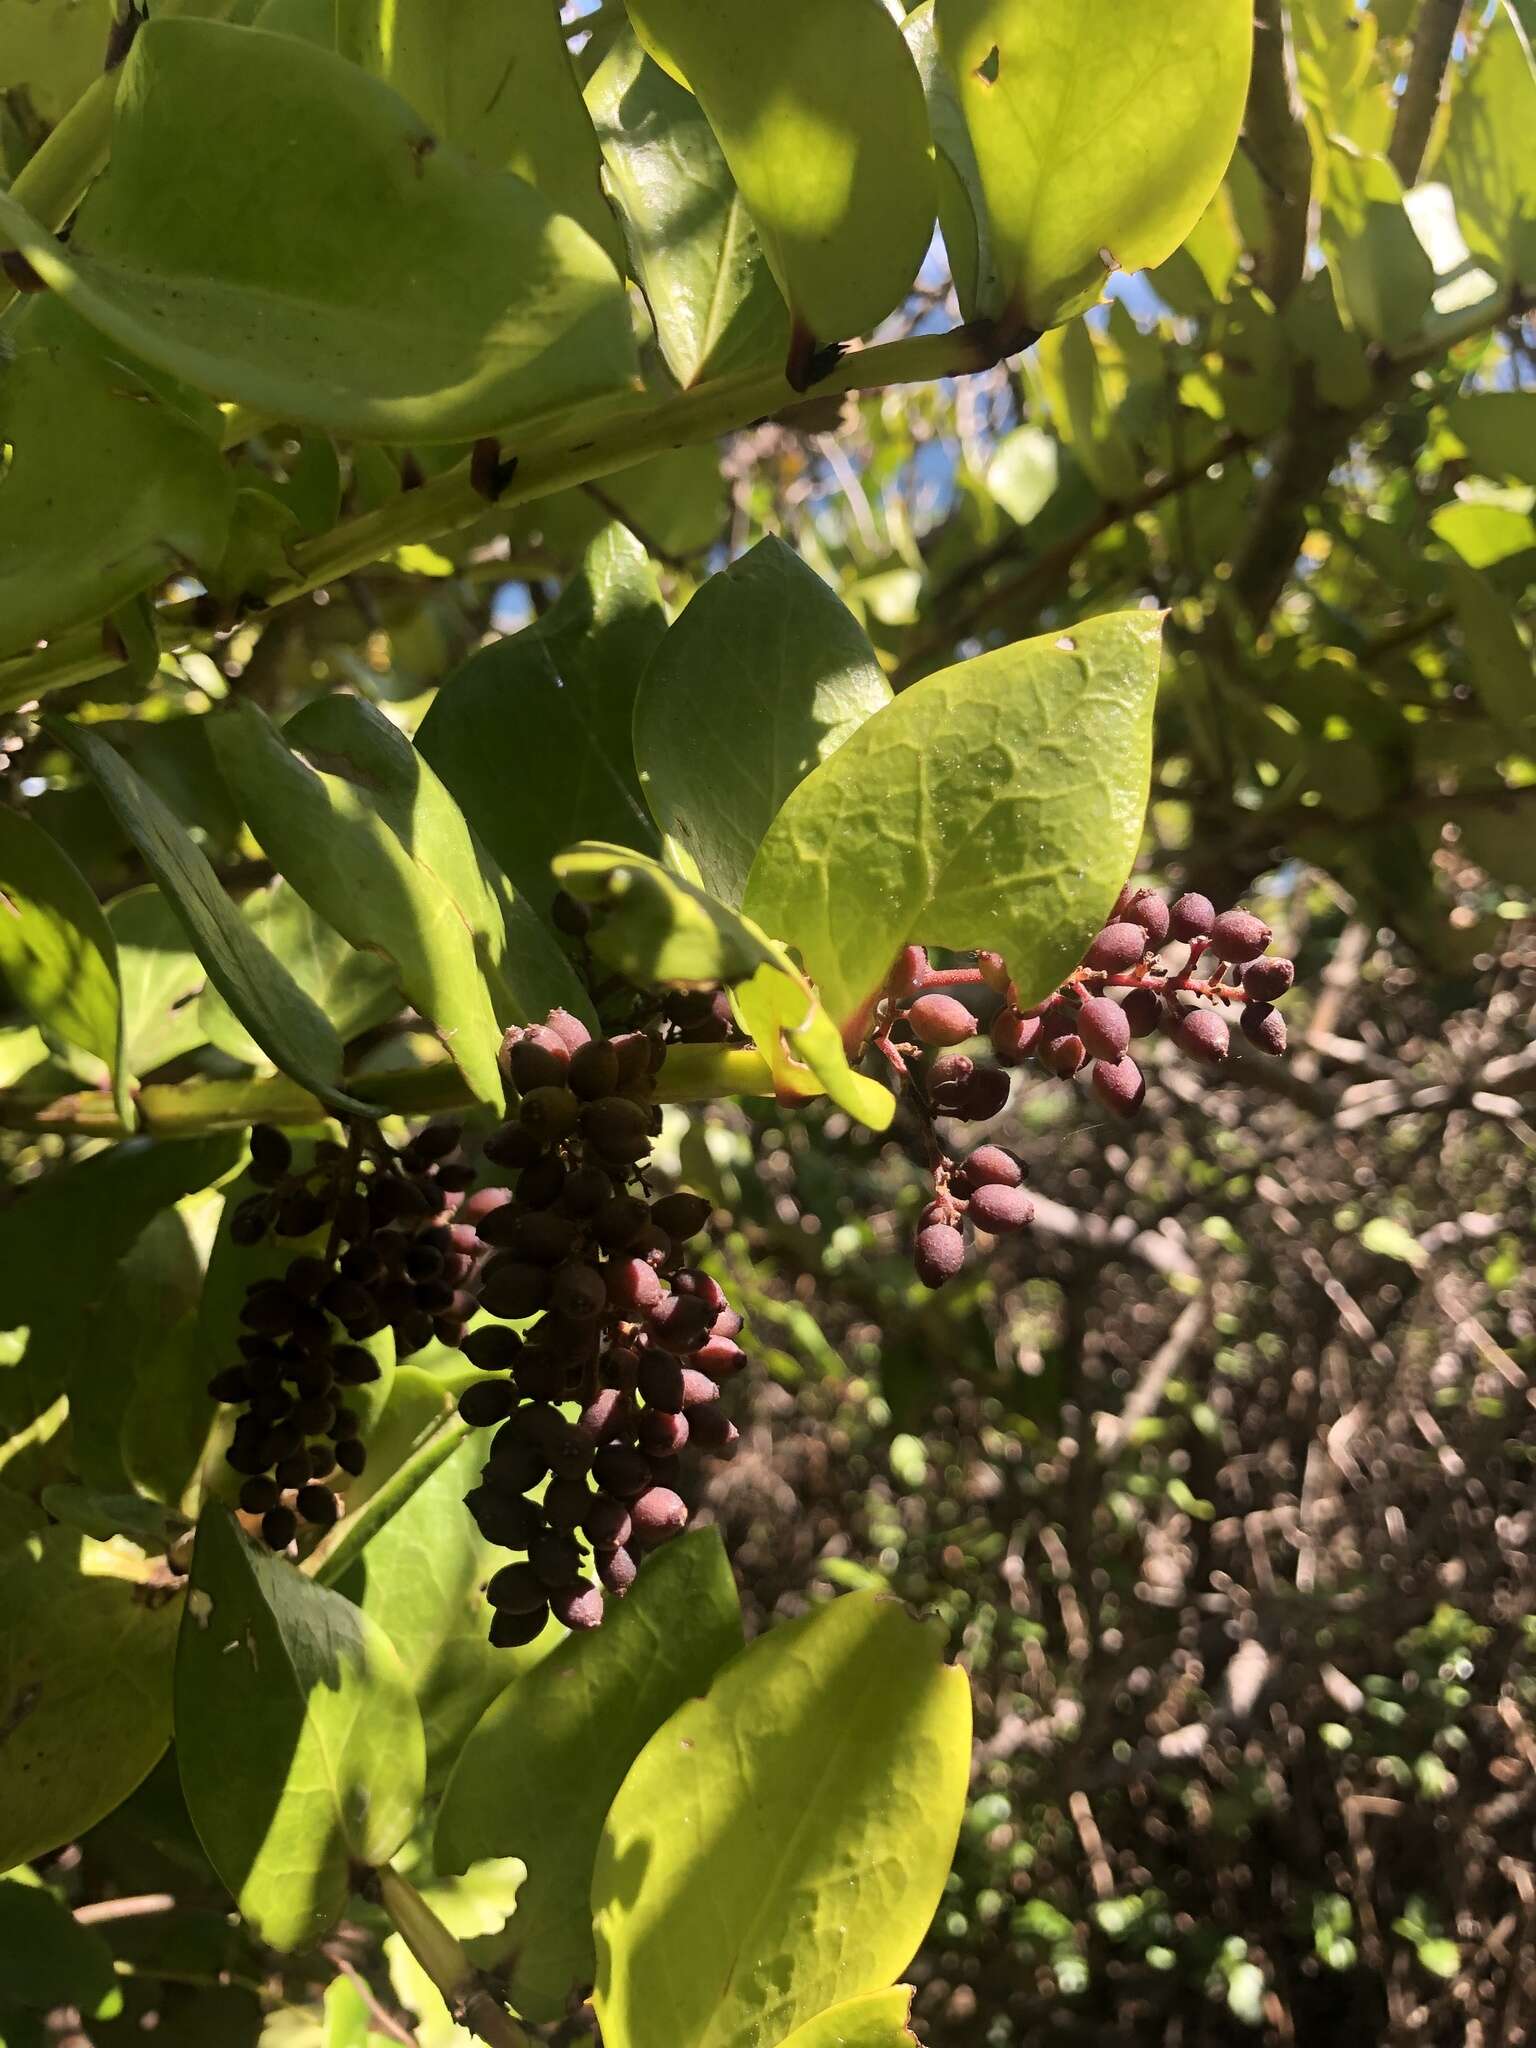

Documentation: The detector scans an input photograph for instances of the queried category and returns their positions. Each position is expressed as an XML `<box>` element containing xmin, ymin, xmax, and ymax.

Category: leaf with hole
<box><xmin>743</xmin><ymin>610</ymin><xmax>1163</xmax><ymax>1036</ymax></box>
<box><xmin>622</xmin><ymin>0</ymin><xmax>935</xmax><ymax>366</ymax></box>
<box><xmin>175</xmin><ymin>1503</ymin><xmax>425</xmax><ymax>1951</ymax></box>
<box><xmin>934</xmin><ymin>0</ymin><xmax>1252</xmax><ymax>332</ymax></box>
<box><xmin>591</xmin><ymin>1591</ymin><xmax>970</xmax><ymax>2048</ymax></box>
<box><xmin>45</xmin><ymin>718</ymin><xmax>375</xmax><ymax>1116</ymax></box>
<box><xmin>634</xmin><ymin>537</ymin><xmax>891</xmax><ymax>908</ymax></box>
<box><xmin>436</xmin><ymin>1529</ymin><xmax>744</xmax><ymax>2024</ymax></box>
<box><xmin>0</xmin><ymin>804</ymin><xmax>129</xmax><ymax>1125</ymax></box>
<box><xmin>0</xmin><ymin>17</ymin><xmax>636</xmax><ymax>441</ymax></box>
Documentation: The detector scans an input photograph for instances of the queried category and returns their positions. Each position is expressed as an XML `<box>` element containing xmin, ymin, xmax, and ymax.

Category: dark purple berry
<box><xmin>487</xmin><ymin>1562</ymin><xmax>546</xmax><ymax>1612</ymax></box>
<box><xmin>598</xmin><ymin>1545</ymin><xmax>638</xmax><ymax>1596</ymax></box>
<box><xmin>1084</xmin><ymin>922</ymin><xmax>1147</xmax><ymax>973</ymax></box>
<box><xmin>1241</xmin><ymin>1001</ymin><xmax>1287</xmax><ymax>1055</ymax></box>
<box><xmin>1242</xmin><ymin>956</ymin><xmax>1295</xmax><ymax>1001</ymax></box>
<box><xmin>1091</xmin><ymin>1055</ymin><xmax>1147</xmax><ymax>1117</ymax></box>
<box><xmin>1179</xmin><ymin>1009</ymin><xmax>1231</xmax><ymax>1064</ymax></box>
<box><xmin>335</xmin><ymin>1438</ymin><xmax>368</xmax><ymax>1477</ymax></box>
<box><xmin>631</xmin><ymin>1486</ymin><xmax>688</xmax><ymax>1546</ymax></box>
<box><xmin>1209</xmin><ymin>909</ymin><xmax>1272</xmax><ymax>964</ymax></box>
<box><xmin>296</xmin><ymin>1483</ymin><xmax>338</xmax><ymax>1528</ymax></box>
<box><xmin>649</xmin><ymin>1192</ymin><xmax>712</xmax><ymax>1241</ymax></box>
<box><xmin>1124</xmin><ymin>890</ymin><xmax>1171</xmax><ymax>945</ymax></box>
<box><xmin>1169</xmin><ymin>892</ymin><xmax>1215</xmax><ymax>943</ymax></box>
<box><xmin>592</xmin><ymin>1442</ymin><xmax>652</xmax><ymax>1498</ymax></box>
<box><xmin>490</xmin><ymin>1605</ymin><xmax>548</xmax><ymax>1648</ymax></box>
<box><xmin>261</xmin><ymin>1506</ymin><xmax>297</xmax><ymax>1550</ymax></box>
<box><xmin>551</xmin><ymin>1579</ymin><xmax>604</xmax><ymax>1630</ymax></box>
<box><xmin>459</xmin><ymin>1379</ymin><xmax>520</xmax><ymax>1428</ymax></box>
<box><xmin>1041</xmin><ymin>1033</ymin><xmax>1087</xmax><ymax>1077</ymax></box>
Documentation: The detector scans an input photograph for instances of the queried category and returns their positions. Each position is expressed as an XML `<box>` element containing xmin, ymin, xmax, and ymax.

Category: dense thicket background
<box><xmin>3</xmin><ymin>0</ymin><xmax>1535</xmax><ymax>2041</ymax></box>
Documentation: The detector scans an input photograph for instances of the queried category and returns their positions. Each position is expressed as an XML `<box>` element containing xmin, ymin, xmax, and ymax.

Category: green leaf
<box><xmin>1442</xmin><ymin>4</ymin><xmax>1536</xmax><ymax>288</ymax></box>
<box><xmin>584</xmin><ymin>28</ymin><xmax>788</xmax><ymax>388</ymax></box>
<box><xmin>0</xmin><ymin>1529</ymin><xmax>179</xmax><ymax>1873</ymax></box>
<box><xmin>0</xmin><ymin>303</ymin><xmax>234</xmax><ymax>658</ymax></box>
<box><xmin>1431</xmin><ymin>498</ymin><xmax>1536</xmax><ymax>572</ymax></box>
<box><xmin>1320</xmin><ymin>146</ymin><xmax>1435</xmax><ymax>346</ymax></box>
<box><xmin>210</xmin><ymin>697</ymin><xmax>508</xmax><ymax>1108</ymax></box>
<box><xmin>934</xmin><ymin>0</ymin><xmax>1252</xmax><ymax>332</ymax></box>
<box><xmin>1446</xmin><ymin>378</ymin><xmax>1536</xmax><ymax>479</ymax></box>
<box><xmin>199</xmin><ymin>881</ymin><xmax>401</xmax><ymax>1067</ymax></box>
<box><xmin>773</xmin><ymin>1990</ymin><xmax>918</xmax><ymax>2048</ymax></box>
<box><xmin>0</xmin><ymin>804</ymin><xmax>128</xmax><ymax>1124</ymax></box>
<box><xmin>730</xmin><ymin>959</ymin><xmax>897</xmax><ymax>1131</ymax></box>
<box><xmin>39</xmin><ymin>1485</ymin><xmax>192</xmax><ymax>1550</ymax></box>
<box><xmin>591</xmin><ymin>1591</ymin><xmax>971</xmax><ymax>2048</ymax></box>
<box><xmin>0</xmin><ymin>0</ymin><xmax>115</xmax><ymax>127</ymax></box>
<box><xmin>110</xmin><ymin>886</ymin><xmax>210</xmax><ymax>1078</ymax></box>
<box><xmin>0</xmin><ymin>1878</ymin><xmax>119</xmax><ymax>2018</ymax></box>
<box><xmin>417</xmin><ymin>525</ymin><xmax>666</xmax><ymax>915</ymax></box>
<box><xmin>175</xmin><ymin>1503</ymin><xmax>425</xmax><ymax>1951</ymax></box>
<box><xmin>633</xmin><ymin>538</ymin><xmax>891</xmax><ymax>908</ymax></box>
<box><xmin>742</xmin><ymin>611</ymin><xmax>1163</xmax><ymax>1033</ymax></box>
<box><xmin>0</xmin><ymin>18</ymin><xmax>636</xmax><ymax>441</ymax></box>
<box><xmin>335</xmin><ymin>1433</ymin><xmax>521</xmax><ymax>1794</ymax></box>
<box><xmin>1443</xmin><ymin>557</ymin><xmax>1535</xmax><ymax>746</ymax></box>
<box><xmin>1415</xmin><ymin>1936</ymin><xmax>1460</xmax><ymax>1980</ymax></box>
<box><xmin>622</xmin><ymin>0</ymin><xmax>934</xmax><ymax>361</ymax></box>
<box><xmin>46</xmin><ymin>718</ymin><xmax>375</xmax><ymax>1116</ymax></box>
<box><xmin>553</xmin><ymin>840</ymin><xmax>783</xmax><ymax>986</ymax></box>
<box><xmin>436</xmin><ymin>1529</ymin><xmax>745</xmax><ymax>2024</ymax></box>
<box><xmin>1358</xmin><ymin>1217</ymin><xmax>1427</xmax><ymax>1269</ymax></box>
<box><xmin>985</xmin><ymin>425</ymin><xmax>1061</xmax><ymax>527</ymax></box>
<box><xmin>902</xmin><ymin>1</ymin><xmax>1001</xmax><ymax>322</ymax></box>
<box><xmin>335</xmin><ymin>0</ymin><xmax>623</xmax><ymax>271</ymax></box>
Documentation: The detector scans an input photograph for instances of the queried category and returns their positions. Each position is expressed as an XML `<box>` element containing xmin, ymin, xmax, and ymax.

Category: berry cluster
<box><xmin>458</xmin><ymin>1009</ymin><xmax>743</xmax><ymax>1647</ymax></box>
<box><xmin>208</xmin><ymin>1118</ymin><xmax>481</xmax><ymax>1550</ymax></box>
<box><xmin>875</xmin><ymin>884</ymin><xmax>1296</xmax><ymax>1287</ymax></box>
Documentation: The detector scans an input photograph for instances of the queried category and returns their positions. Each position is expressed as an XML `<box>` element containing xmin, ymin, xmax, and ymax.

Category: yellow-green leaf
<box><xmin>592</xmin><ymin>1592</ymin><xmax>970</xmax><ymax>2048</ymax></box>
<box><xmin>934</xmin><ymin>0</ymin><xmax>1251</xmax><ymax>332</ymax></box>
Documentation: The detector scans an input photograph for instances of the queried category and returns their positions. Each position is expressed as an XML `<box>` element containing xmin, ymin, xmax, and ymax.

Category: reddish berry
<box><xmin>1125</xmin><ymin>890</ymin><xmax>1171</xmax><ymax>946</ymax></box>
<box><xmin>1169</xmin><ymin>892</ymin><xmax>1216</xmax><ymax>942</ymax></box>
<box><xmin>1179</xmin><ymin>1009</ymin><xmax>1231</xmax><ymax>1065</ymax></box>
<box><xmin>1042</xmin><ymin>1033</ymin><xmax>1087</xmax><ymax>1077</ymax></box>
<box><xmin>1077</xmin><ymin>996</ymin><xmax>1131</xmax><ymax>1061</ymax></box>
<box><xmin>1242</xmin><ymin>956</ymin><xmax>1295</xmax><ymax>1001</ymax></box>
<box><xmin>962</xmin><ymin>1145</ymin><xmax>1024</xmax><ymax>1190</ymax></box>
<box><xmin>914</xmin><ymin>1223</ymin><xmax>966</xmax><ymax>1288</ymax></box>
<box><xmin>1091</xmin><ymin>1056</ymin><xmax>1146</xmax><ymax>1118</ymax></box>
<box><xmin>1241</xmin><ymin>1002</ymin><xmax>1287</xmax><ymax>1055</ymax></box>
<box><xmin>1084</xmin><ymin>922</ymin><xmax>1147</xmax><ymax>972</ymax></box>
<box><xmin>967</xmin><ymin>1184</ymin><xmax>1034</xmax><ymax>1234</ymax></box>
<box><xmin>991</xmin><ymin>1008</ymin><xmax>1042</xmax><ymax>1065</ymax></box>
<box><xmin>1209</xmin><ymin>909</ymin><xmax>1272</xmax><ymax>964</ymax></box>
<box><xmin>908</xmin><ymin>993</ymin><xmax>980</xmax><ymax>1046</ymax></box>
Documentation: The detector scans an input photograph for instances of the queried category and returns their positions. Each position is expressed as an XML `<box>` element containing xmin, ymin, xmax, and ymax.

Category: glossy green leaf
<box><xmin>436</xmin><ymin>1529</ymin><xmax>745</xmax><ymax>2023</ymax></box>
<box><xmin>1444</xmin><ymin>558</ymin><xmax>1535</xmax><ymax>746</ymax></box>
<box><xmin>0</xmin><ymin>805</ymin><xmax>128</xmax><ymax>1123</ymax></box>
<box><xmin>335</xmin><ymin>0</ymin><xmax>623</xmax><ymax>270</ymax></box>
<box><xmin>0</xmin><ymin>0</ymin><xmax>115</xmax><ymax>126</ymax></box>
<box><xmin>0</xmin><ymin>1878</ymin><xmax>119</xmax><ymax>2017</ymax></box>
<box><xmin>634</xmin><ymin>538</ymin><xmax>892</xmax><ymax>907</ymax></box>
<box><xmin>175</xmin><ymin>1504</ymin><xmax>425</xmax><ymax>1951</ymax></box>
<box><xmin>208</xmin><ymin>699</ymin><xmax>505</xmax><ymax>1107</ymax></box>
<box><xmin>1320</xmin><ymin>147</ymin><xmax>1434</xmax><ymax>346</ymax></box>
<box><xmin>0</xmin><ymin>1529</ymin><xmax>179</xmax><ymax>1872</ymax></box>
<box><xmin>585</xmin><ymin>28</ymin><xmax>788</xmax><ymax>388</ymax></box>
<box><xmin>902</xmin><ymin>1</ymin><xmax>1001</xmax><ymax>322</ymax></box>
<box><xmin>623</xmin><ymin>0</ymin><xmax>934</xmax><ymax>359</ymax></box>
<box><xmin>199</xmin><ymin>880</ymin><xmax>401</xmax><ymax>1068</ymax></box>
<box><xmin>730</xmin><ymin>960</ymin><xmax>897</xmax><ymax>1130</ymax></box>
<box><xmin>1431</xmin><ymin>498</ymin><xmax>1536</xmax><ymax>571</ymax></box>
<box><xmin>0</xmin><ymin>306</ymin><xmax>234</xmax><ymax>658</ymax></box>
<box><xmin>45</xmin><ymin>718</ymin><xmax>374</xmax><ymax>1116</ymax></box>
<box><xmin>552</xmin><ymin>840</ymin><xmax>784</xmax><ymax>986</ymax></box>
<box><xmin>1442</xmin><ymin>4</ymin><xmax>1536</xmax><ymax>287</ymax></box>
<box><xmin>0</xmin><ymin>18</ymin><xmax>636</xmax><ymax>441</ymax></box>
<box><xmin>334</xmin><ymin>1433</ymin><xmax>518</xmax><ymax>1793</ymax></box>
<box><xmin>743</xmin><ymin>610</ymin><xmax>1163</xmax><ymax>1034</ymax></box>
<box><xmin>1447</xmin><ymin>392</ymin><xmax>1536</xmax><ymax>488</ymax></box>
<box><xmin>591</xmin><ymin>1591</ymin><xmax>971</xmax><ymax>2048</ymax></box>
<box><xmin>110</xmin><ymin>886</ymin><xmax>210</xmax><ymax>1078</ymax></box>
<box><xmin>418</xmin><ymin>525</ymin><xmax>666</xmax><ymax>914</ymax></box>
<box><xmin>934</xmin><ymin>0</ymin><xmax>1251</xmax><ymax>331</ymax></box>
<box><xmin>774</xmin><ymin>1989</ymin><xmax>918</xmax><ymax>2048</ymax></box>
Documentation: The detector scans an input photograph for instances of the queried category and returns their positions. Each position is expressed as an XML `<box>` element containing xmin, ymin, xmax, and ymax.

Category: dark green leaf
<box><xmin>633</xmin><ymin>537</ymin><xmax>891</xmax><ymax>906</ymax></box>
<box><xmin>109</xmin><ymin>887</ymin><xmax>209</xmax><ymax>1081</ymax></box>
<box><xmin>417</xmin><ymin>524</ymin><xmax>666</xmax><ymax>915</ymax></box>
<box><xmin>591</xmin><ymin>1592</ymin><xmax>970</xmax><ymax>2048</ymax></box>
<box><xmin>0</xmin><ymin>1529</ymin><xmax>179</xmax><ymax>1872</ymax></box>
<box><xmin>175</xmin><ymin>1504</ymin><xmax>425</xmax><ymax>1951</ymax></box>
<box><xmin>0</xmin><ymin>804</ymin><xmax>128</xmax><ymax>1123</ymax></box>
<box><xmin>0</xmin><ymin>1879</ymin><xmax>119</xmax><ymax>2017</ymax></box>
<box><xmin>742</xmin><ymin>610</ymin><xmax>1164</xmax><ymax>1031</ymax></box>
<box><xmin>198</xmin><ymin>880</ymin><xmax>401</xmax><ymax>1067</ymax></box>
<box><xmin>46</xmin><ymin>718</ymin><xmax>375</xmax><ymax>1116</ymax></box>
<box><xmin>1444</xmin><ymin>557</ymin><xmax>1535</xmax><ymax>746</ymax></box>
<box><xmin>38</xmin><ymin>1486</ymin><xmax>192</xmax><ymax>1551</ymax></box>
<box><xmin>0</xmin><ymin>18</ymin><xmax>636</xmax><ymax>441</ymax></box>
<box><xmin>436</xmin><ymin>1529</ymin><xmax>745</xmax><ymax>2023</ymax></box>
<box><xmin>1320</xmin><ymin>147</ymin><xmax>1435</xmax><ymax>347</ymax></box>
